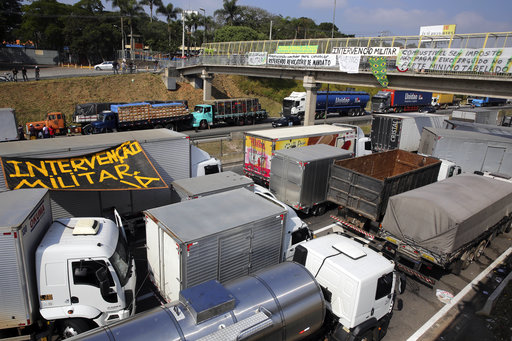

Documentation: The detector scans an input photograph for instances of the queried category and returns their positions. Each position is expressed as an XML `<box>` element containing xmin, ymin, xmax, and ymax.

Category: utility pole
<box><xmin>269</xmin><ymin>20</ymin><xmax>273</xmax><ymax>40</ymax></box>
<box><xmin>181</xmin><ymin>11</ymin><xmax>185</xmax><ymax>58</ymax></box>
<box><xmin>326</xmin><ymin>0</ymin><xmax>336</xmax><ymax>123</ymax></box>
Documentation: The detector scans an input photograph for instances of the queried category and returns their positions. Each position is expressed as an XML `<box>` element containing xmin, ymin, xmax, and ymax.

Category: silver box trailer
<box><xmin>0</xmin><ymin>189</ymin><xmax>52</xmax><ymax>330</ymax></box>
<box><xmin>419</xmin><ymin>127</ymin><xmax>512</xmax><ymax>176</ymax></box>
<box><xmin>371</xmin><ymin>112</ymin><xmax>449</xmax><ymax>152</ymax></box>
<box><xmin>0</xmin><ymin>129</ymin><xmax>190</xmax><ymax>219</ymax></box>
<box><xmin>270</xmin><ymin>144</ymin><xmax>352</xmax><ymax>215</ymax></box>
<box><xmin>172</xmin><ymin>171</ymin><xmax>254</xmax><ymax>201</ymax></box>
<box><xmin>144</xmin><ymin>188</ymin><xmax>287</xmax><ymax>303</ymax></box>
<box><xmin>451</xmin><ymin>108</ymin><xmax>498</xmax><ymax>125</ymax></box>
<box><xmin>444</xmin><ymin>119</ymin><xmax>512</xmax><ymax>139</ymax></box>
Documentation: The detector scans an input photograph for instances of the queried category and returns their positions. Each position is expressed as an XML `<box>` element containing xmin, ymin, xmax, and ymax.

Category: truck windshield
<box><xmin>282</xmin><ymin>100</ymin><xmax>295</xmax><ymax>109</ymax></box>
<box><xmin>372</xmin><ymin>97</ymin><xmax>387</xmax><ymax>105</ymax></box>
<box><xmin>98</xmin><ymin>113</ymin><xmax>106</xmax><ymax>121</ymax></box>
<box><xmin>194</xmin><ymin>106</ymin><xmax>204</xmax><ymax>113</ymax></box>
<box><xmin>109</xmin><ymin>229</ymin><xmax>131</xmax><ymax>287</ymax></box>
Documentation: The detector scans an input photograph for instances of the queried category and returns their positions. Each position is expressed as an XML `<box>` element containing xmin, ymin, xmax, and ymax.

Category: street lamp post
<box><xmin>199</xmin><ymin>8</ymin><xmax>206</xmax><ymax>44</ymax></box>
<box><xmin>181</xmin><ymin>11</ymin><xmax>185</xmax><ymax>58</ymax></box>
<box><xmin>325</xmin><ymin>0</ymin><xmax>337</xmax><ymax>123</ymax></box>
<box><xmin>121</xmin><ymin>17</ymin><xmax>125</xmax><ymax>61</ymax></box>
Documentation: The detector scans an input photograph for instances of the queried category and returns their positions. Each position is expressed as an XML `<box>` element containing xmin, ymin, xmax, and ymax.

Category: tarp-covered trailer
<box><xmin>0</xmin><ymin>129</ymin><xmax>190</xmax><ymax>220</ymax></box>
<box><xmin>380</xmin><ymin>175</ymin><xmax>512</xmax><ymax>280</ymax></box>
<box><xmin>327</xmin><ymin>150</ymin><xmax>441</xmax><ymax>224</ymax></box>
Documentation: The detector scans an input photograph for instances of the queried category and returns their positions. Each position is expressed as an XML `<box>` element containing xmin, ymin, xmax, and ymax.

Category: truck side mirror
<box><xmin>96</xmin><ymin>267</ymin><xmax>109</xmax><ymax>297</ymax></box>
<box><xmin>398</xmin><ymin>273</ymin><xmax>406</xmax><ymax>294</ymax></box>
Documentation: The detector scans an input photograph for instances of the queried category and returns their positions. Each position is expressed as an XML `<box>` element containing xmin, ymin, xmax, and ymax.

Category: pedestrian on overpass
<box><xmin>35</xmin><ymin>65</ymin><xmax>40</xmax><ymax>80</ymax></box>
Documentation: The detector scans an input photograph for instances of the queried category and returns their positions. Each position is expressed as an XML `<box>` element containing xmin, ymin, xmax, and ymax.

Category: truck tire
<box><xmin>475</xmin><ymin>240</ymin><xmax>487</xmax><ymax>259</ymax></box>
<box><xmin>358</xmin><ymin>328</ymin><xmax>375</xmax><ymax>341</ymax></box>
<box><xmin>200</xmin><ymin>120</ymin><xmax>208</xmax><ymax>129</ymax></box>
<box><xmin>237</xmin><ymin>117</ymin><xmax>245</xmax><ymax>126</ymax></box>
<box><xmin>59</xmin><ymin>319</ymin><xmax>92</xmax><ymax>339</ymax></box>
<box><xmin>165</xmin><ymin>123</ymin><xmax>177</xmax><ymax>131</ymax></box>
<box><xmin>246</xmin><ymin>116</ymin><xmax>254</xmax><ymax>125</ymax></box>
<box><xmin>154</xmin><ymin>124</ymin><xmax>164</xmax><ymax>129</ymax></box>
<box><xmin>313</xmin><ymin>204</ymin><xmax>326</xmax><ymax>216</ymax></box>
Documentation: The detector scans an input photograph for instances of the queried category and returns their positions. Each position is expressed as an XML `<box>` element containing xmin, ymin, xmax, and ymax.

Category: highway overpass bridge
<box><xmin>173</xmin><ymin>31</ymin><xmax>512</xmax><ymax>125</ymax></box>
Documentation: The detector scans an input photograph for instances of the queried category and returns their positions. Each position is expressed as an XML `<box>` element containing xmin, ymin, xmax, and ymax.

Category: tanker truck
<box><xmin>282</xmin><ymin>91</ymin><xmax>370</xmax><ymax>119</ymax></box>
<box><xmin>72</xmin><ymin>234</ymin><xmax>404</xmax><ymax>341</ymax></box>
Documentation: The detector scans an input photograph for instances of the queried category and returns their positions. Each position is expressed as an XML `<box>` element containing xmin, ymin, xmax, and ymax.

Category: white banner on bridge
<box><xmin>266</xmin><ymin>54</ymin><xmax>337</xmax><ymax>68</ymax></box>
<box><xmin>338</xmin><ymin>55</ymin><xmax>361</xmax><ymax>73</ymax></box>
<box><xmin>397</xmin><ymin>48</ymin><xmax>512</xmax><ymax>73</ymax></box>
<box><xmin>248</xmin><ymin>52</ymin><xmax>267</xmax><ymax>66</ymax></box>
<box><xmin>332</xmin><ymin>47</ymin><xmax>400</xmax><ymax>56</ymax></box>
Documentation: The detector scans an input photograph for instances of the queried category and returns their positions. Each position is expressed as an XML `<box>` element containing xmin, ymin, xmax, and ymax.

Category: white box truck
<box><xmin>0</xmin><ymin>189</ymin><xmax>136</xmax><ymax>340</ymax></box>
<box><xmin>144</xmin><ymin>188</ymin><xmax>288</xmax><ymax>303</ymax></box>
<box><xmin>0</xmin><ymin>108</ymin><xmax>19</xmax><ymax>142</ymax></box>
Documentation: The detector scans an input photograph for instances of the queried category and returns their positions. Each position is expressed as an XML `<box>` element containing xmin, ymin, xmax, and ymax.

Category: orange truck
<box><xmin>26</xmin><ymin>112</ymin><xmax>67</xmax><ymax>136</ymax></box>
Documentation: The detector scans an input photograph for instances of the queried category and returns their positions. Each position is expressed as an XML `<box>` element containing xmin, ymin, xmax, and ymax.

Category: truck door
<box><xmin>482</xmin><ymin>146</ymin><xmax>506</xmax><ymax>173</ymax></box>
<box><xmin>372</xmin><ymin>272</ymin><xmax>394</xmax><ymax>320</ymax></box>
<box><xmin>218</xmin><ymin>230</ymin><xmax>252</xmax><ymax>283</ymax></box>
<box><xmin>67</xmin><ymin>259</ymin><xmax>122</xmax><ymax>312</ymax></box>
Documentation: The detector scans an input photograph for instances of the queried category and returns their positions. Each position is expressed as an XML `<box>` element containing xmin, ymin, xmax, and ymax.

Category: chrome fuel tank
<box><xmin>74</xmin><ymin>262</ymin><xmax>325</xmax><ymax>341</ymax></box>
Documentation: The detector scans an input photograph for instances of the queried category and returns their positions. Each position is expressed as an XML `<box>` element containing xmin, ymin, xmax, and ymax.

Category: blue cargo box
<box><xmin>392</xmin><ymin>91</ymin><xmax>432</xmax><ymax>107</ymax></box>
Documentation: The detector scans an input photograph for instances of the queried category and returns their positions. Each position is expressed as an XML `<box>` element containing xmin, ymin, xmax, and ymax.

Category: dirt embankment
<box><xmin>0</xmin><ymin>73</ymin><xmax>272</xmax><ymax>126</ymax></box>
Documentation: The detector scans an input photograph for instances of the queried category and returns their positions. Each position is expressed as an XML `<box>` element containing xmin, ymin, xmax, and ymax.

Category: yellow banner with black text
<box><xmin>1</xmin><ymin>141</ymin><xmax>167</xmax><ymax>190</ymax></box>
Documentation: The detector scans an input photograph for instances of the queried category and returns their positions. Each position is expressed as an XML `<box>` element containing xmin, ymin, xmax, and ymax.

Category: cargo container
<box><xmin>451</xmin><ymin>108</ymin><xmax>499</xmax><ymax>125</ymax></box>
<box><xmin>371</xmin><ymin>112</ymin><xmax>449</xmax><ymax>152</ymax></box>
<box><xmin>282</xmin><ymin>91</ymin><xmax>370</xmax><ymax>118</ymax></box>
<box><xmin>0</xmin><ymin>130</ymin><xmax>220</xmax><ymax>224</ymax></box>
<box><xmin>144</xmin><ymin>188</ymin><xmax>287</xmax><ymax>303</ymax></box>
<box><xmin>418</xmin><ymin>128</ymin><xmax>512</xmax><ymax>177</ymax></box>
<box><xmin>269</xmin><ymin>144</ymin><xmax>352</xmax><ymax>215</ymax></box>
<box><xmin>172</xmin><ymin>171</ymin><xmax>254</xmax><ymax>201</ymax></box>
<box><xmin>444</xmin><ymin>119</ymin><xmax>512</xmax><ymax>139</ymax></box>
<box><xmin>327</xmin><ymin>150</ymin><xmax>441</xmax><ymax>224</ymax></box>
<box><xmin>371</xmin><ymin>89</ymin><xmax>432</xmax><ymax>113</ymax></box>
<box><xmin>244</xmin><ymin>125</ymin><xmax>370</xmax><ymax>186</ymax></box>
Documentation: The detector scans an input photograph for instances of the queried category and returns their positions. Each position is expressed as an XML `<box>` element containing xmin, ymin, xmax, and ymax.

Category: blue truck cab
<box><xmin>91</xmin><ymin>111</ymin><xmax>117</xmax><ymax>133</ymax></box>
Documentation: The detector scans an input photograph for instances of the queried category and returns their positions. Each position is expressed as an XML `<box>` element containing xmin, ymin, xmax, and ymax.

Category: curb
<box><xmin>476</xmin><ymin>270</ymin><xmax>512</xmax><ymax>316</ymax></box>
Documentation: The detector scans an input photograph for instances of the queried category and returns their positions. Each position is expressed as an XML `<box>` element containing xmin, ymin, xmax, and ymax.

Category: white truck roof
<box><xmin>36</xmin><ymin>218</ymin><xmax>119</xmax><ymax>260</ymax></box>
<box><xmin>246</xmin><ymin>124</ymin><xmax>352</xmax><ymax>140</ymax></box>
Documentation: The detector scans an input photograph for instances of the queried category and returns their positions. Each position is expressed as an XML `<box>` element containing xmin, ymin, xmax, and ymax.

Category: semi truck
<box><xmin>431</xmin><ymin>93</ymin><xmax>460</xmax><ymax>109</ymax></box>
<box><xmin>282</xmin><ymin>91</ymin><xmax>370</xmax><ymax>118</ymax></box>
<box><xmin>73</xmin><ymin>234</ymin><xmax>404</xmax><ymax>341</ymax></box>
<box><xmin>418</xmin><ymin>128</ymin><xmax>512</xmax><ymax>177</ymax></box>
<box><xmin>244</xmin><ymin>124</ymin><xmax>372</xmax><ymax>186</ymax></box>
<box><xmin>144</xmin><ymin>188</ymin><xmax>302</xmax><ymax>303</ymax></box>
<box><xmin>371</xmin><ymin>112</ymin><xmax>449</xmax><ymax>152</ymax></box>
<box><xmin>451</xmin><ymin>108</ymin><xmax>499</xmax><ymax>125</ymax></box>
<box><xmin>89</xmin><ymin>102</ymin><xmax>191</xmax><ymax>133</ymax></box>
<box><xmin>269</xmin><ymin>144</ymin><xmax>352</xmax><ymax>216</ymax></box>
<box><xmin>0</xmin><ymin>130</ymin><xmax>221</xmax><ymax>230</ymax></box>
<box><xmin>0</xmin><ymin>189</ymin><xmax>136</xmax><ymax>340</ymax></box>
<box><xmin>471</xmin><ymin>97</ymin><xmax>507</xmax><ymax>107</ymax></box>
<box><xmin>371</xmin><ymin>89</ymin><xmax>432</xmax><ymax>113</ymax></box>
<box><xmin>0</xmin><ymin>108</ymin><xmax>19</xmax><ymax>141</ymax></box>
<box><xmin>327</xmin><ymin>149</ymin><xmax>441</xmax><ymax>226</ymax></box>
<box><xmin>191</xmin><ymin>98</ymin><xmax>267</xmax><ymax>130</ymax></box>
<box><xmin>73</xmin><ymin>101</ymin><xmax>188</xmax><ymax>129</ymax></box>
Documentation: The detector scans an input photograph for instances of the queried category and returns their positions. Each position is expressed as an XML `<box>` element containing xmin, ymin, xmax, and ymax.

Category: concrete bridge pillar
<box><xmin>303</xmin><ymin>75</ymin><xmax>320</xmax><ymax>126</ymax></box>
<box><xmin>201</xmin><ymin>70</ymin><xmax>213</xmax><ymax>101</ymax></box>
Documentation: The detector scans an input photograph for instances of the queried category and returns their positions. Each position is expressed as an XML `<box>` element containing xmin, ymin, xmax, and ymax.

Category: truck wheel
<box><xmin>313</xmin><ymin>204</ymin><xmax>326</xmax><ymax>216</ymax></box>
<box><xmin>358</xmin><ymin>328</ymin><xmax>374</xmax><ymax>341</ymax></box>
<box><xmin>246</xmin><ymin>116</ymin><xmax>253</xmax><ymax>125</ymax></box>
<box><xmin>82</xmin><ymin>124</ymin><xmax>93</xmax><ymax>135</ymax></box>
<box><xmin>200</xmin><ymin>120</ymin><xmax>208</xmax><ymax>130</ymax></box>
<box><xmin>166</xmin><ymin>123</ymin><xmax>177</xmax><ymax>131</ymax></box>
<box><xmin>475</xmin><ymin>240</ymin><xmax>487</xmax><ymax>259</ymax></box>
<box><xmin>59</xmin><ymin>319</ymin><xmax>91</xmax><ymax>339</ymax></box>
<box><xmin>237</xmin><ymin>117</ymin><xmax>245</xmax><ymax>126</ymax></box>
<box><xmin>154</xmin><ymin>124</ymin><xmax>164</xmax><ymax>129</ymax></box>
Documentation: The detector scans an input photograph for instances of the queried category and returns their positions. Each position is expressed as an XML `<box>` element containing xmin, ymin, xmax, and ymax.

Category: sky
<box><xmin>59</xmin><ymin>0</ymin><xmax>512</xmax><ymax>37</ymax></box>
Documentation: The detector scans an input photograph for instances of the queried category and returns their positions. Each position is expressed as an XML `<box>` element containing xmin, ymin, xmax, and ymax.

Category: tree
<box><xmin>0</xmin><ymin>0</ymin><xmax>23</xmax><ymax>43</ymax></box>
<box><xmin>214</xmin><ymin>25</ymin><xmax>265</xmax><ymax>42</ymax></box>
<box><xmin>157</xmin><ymin>2</ymin><xmax>181</xmax><ymax>53</ymax></box>
<box><xmin>140</xmin><ymin>0</ymin><xmax>162</xmax><ymax>23</ymax></box>
<box><xmin>214</xmin><ymin>0</ymin><xmax>242</xmax><ymax>26</ymax></box>
<box><xmin>107</xmin><ymin>0</ymin><xmax>145</xmax><ymax>59</ymax></box>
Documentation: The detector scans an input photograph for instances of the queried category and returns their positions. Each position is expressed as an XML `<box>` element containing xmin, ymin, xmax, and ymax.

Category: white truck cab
<box><xmin>294</xmin><ymin>234</ymin><xmax>401</xmax><ymax>340</ymax></box>
<box><xmin>190</xmin><ymin>145</ymin><xmax>222</xmax><ymax>177</ymax></box>
<box><xmin>36</xmin><ymin>217</ymin><xmax>137</xmax><ymax>337</ymax></box>
<box><xmin>437</xmin><ymin>159</ymin><xmax>462</xmax><ymax>181</ymax></box>
<box><xmin>254</xmin><ymin>184</ymin><xmax>312</xmax><ymax>260</ymax></box>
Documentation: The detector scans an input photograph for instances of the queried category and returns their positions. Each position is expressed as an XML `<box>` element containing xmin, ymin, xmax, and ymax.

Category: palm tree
<box><xmin>157</xmin><ymin>2</ymin><xmax>181</xmax><ymax>52</ymax></box>
<box><xmin>214</xmin><ymin>0</ymin><xmax>241</xmax><ymax>26</ymax></box>
<box><xmin>107</xmin><ymin>0</ymin><xmax>144</xmax><ymax>60</ymax></box>
<box><xmin>140</xmin><ymin>0</ymin><xmax>162</xmax><ymax>22</ymax></box>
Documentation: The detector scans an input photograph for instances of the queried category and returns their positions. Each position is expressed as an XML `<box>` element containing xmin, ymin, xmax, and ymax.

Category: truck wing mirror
<box><xmin>398</xmin><ymin>273</ymin><xmax>406</xmax><ymax>294</ymax></box>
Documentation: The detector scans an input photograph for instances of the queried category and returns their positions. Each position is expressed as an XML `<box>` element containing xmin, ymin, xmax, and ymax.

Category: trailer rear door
<box><xmin>482</xmin><ymin>146</ymin><xmax>506</xmax><ymax>173</ymax></box>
